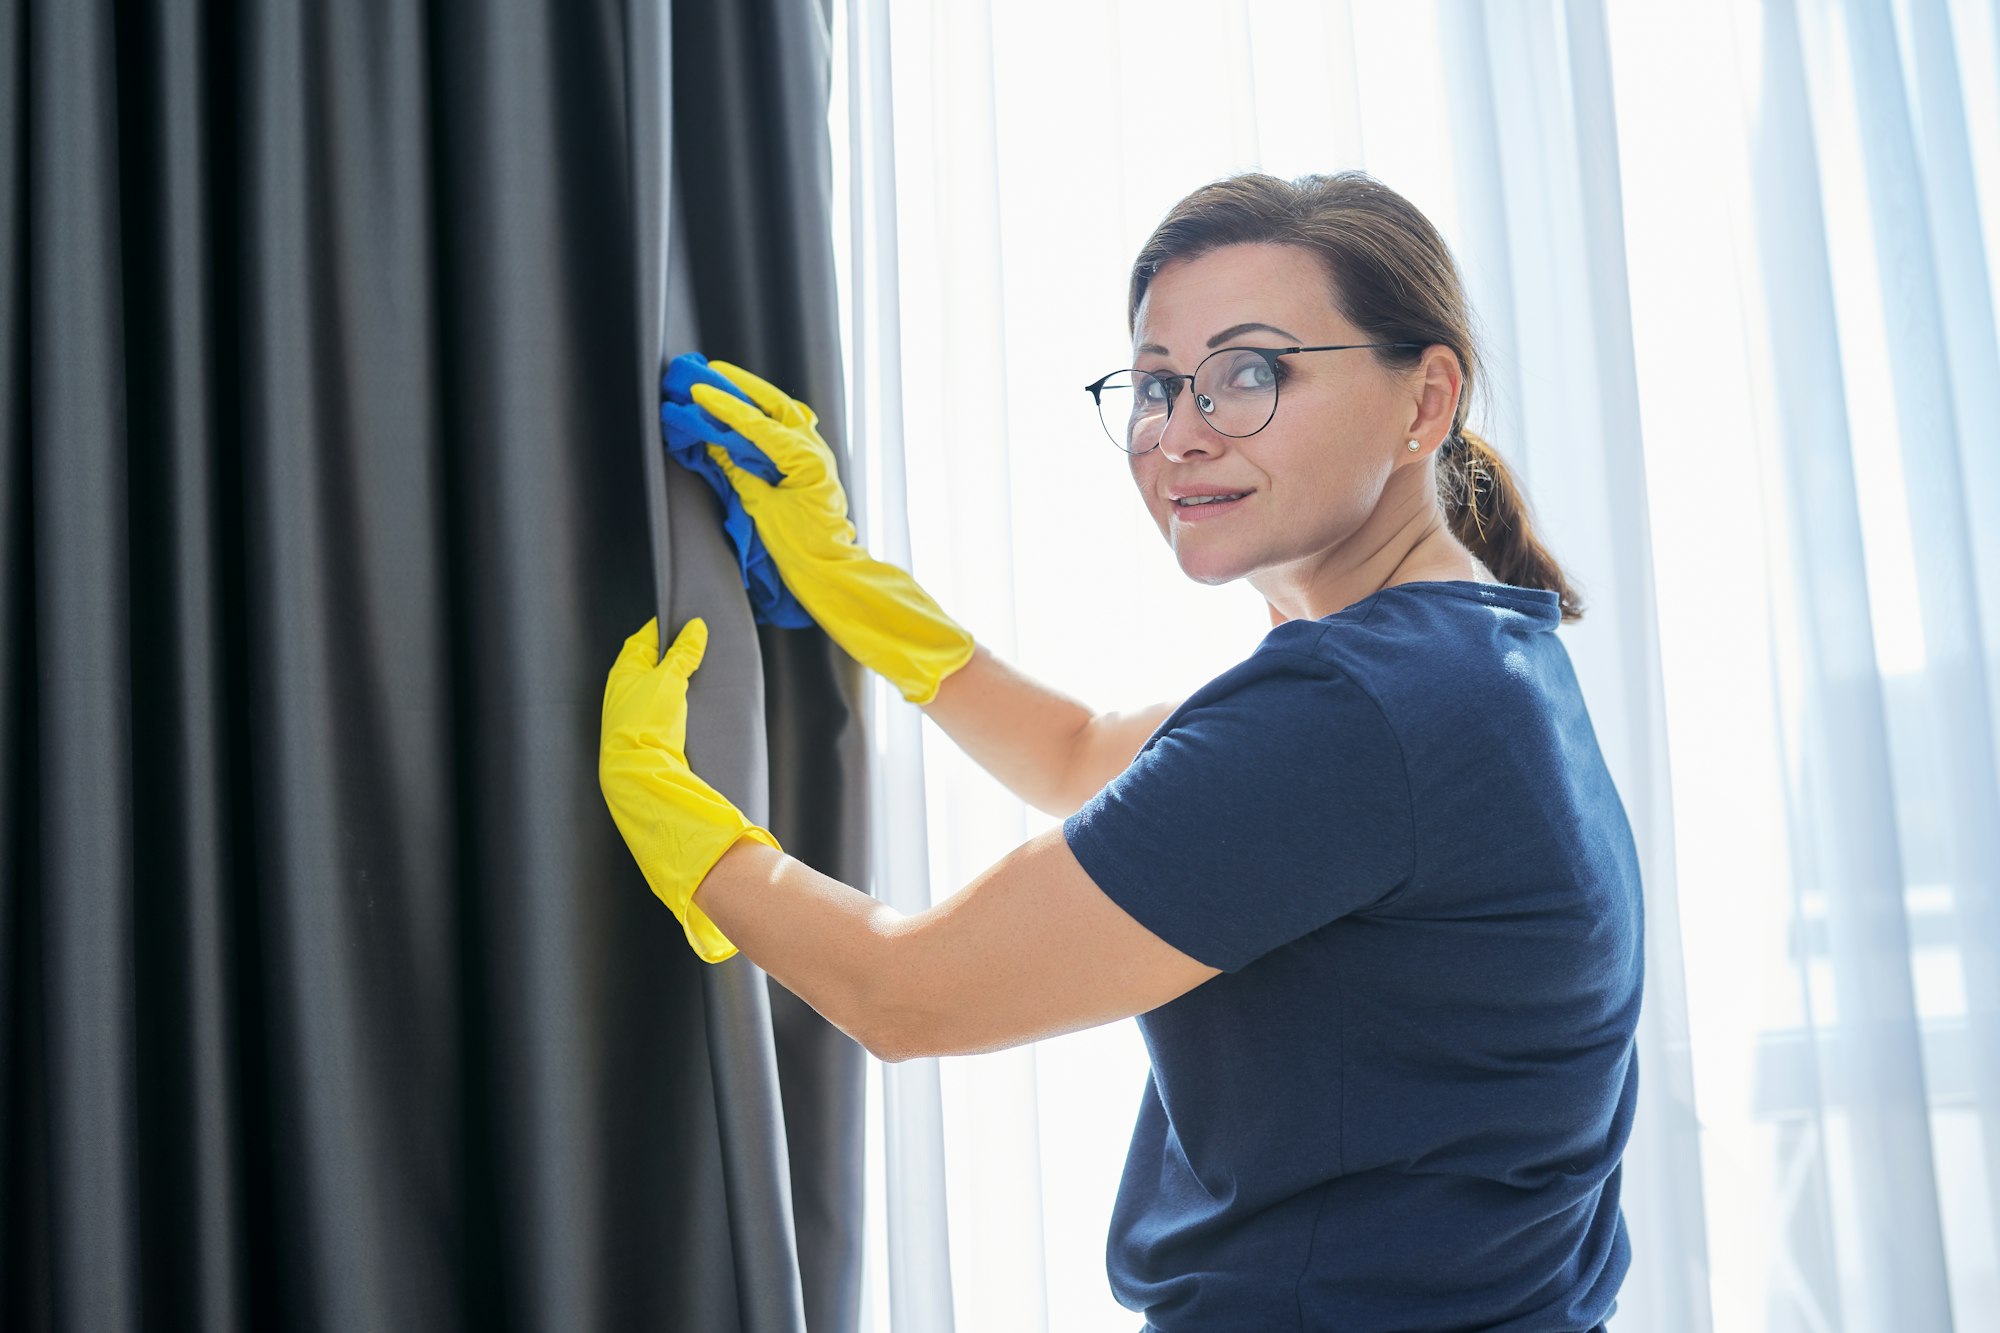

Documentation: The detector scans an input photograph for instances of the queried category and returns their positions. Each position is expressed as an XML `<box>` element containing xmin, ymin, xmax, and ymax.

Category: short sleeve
<box><xmin>1061</xmin><ymin>649</ymin><xmax>1414</xmax><ymax>972</ymax></box>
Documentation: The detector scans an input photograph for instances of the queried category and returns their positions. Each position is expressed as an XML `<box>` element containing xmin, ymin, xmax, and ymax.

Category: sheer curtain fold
<box><xmin>1750</xmin><ymin>8</ymin><xmax>1955</xmax><ymax>1323</ymax></box>
<box><xmin>1863</xmin><ymin>3</ymin><xmax>2000</xmax><ymax>1256</ymax></box>
<box><xmin>832</xmin><ymin>2</ymin><xmax>959</xmax><ymax>1331</ymax></box>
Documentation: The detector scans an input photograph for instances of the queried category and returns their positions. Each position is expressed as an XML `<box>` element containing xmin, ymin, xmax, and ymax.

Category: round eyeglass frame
<box><xmin>1082</xmin><ymin>342</ymin><xmax>1424</xmax><ymax>454</ymax></box>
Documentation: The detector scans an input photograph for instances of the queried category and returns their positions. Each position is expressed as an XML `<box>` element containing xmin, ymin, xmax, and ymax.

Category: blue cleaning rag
<box><xmin>659</xmin><ymin>352</ymin><xmax>815</xmax><ymax>628</ymax></box>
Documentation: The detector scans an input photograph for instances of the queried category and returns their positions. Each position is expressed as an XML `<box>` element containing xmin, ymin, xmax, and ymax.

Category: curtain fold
<box><xmin>1838</xmin><ymin>0</ymin><xmax>2000</xmax><ymax>1290</ymax></box>
<box><xmin>1744</xmin><ymin>1</ymin><xmax>1975</xmax><ymax>1323</ymax></box>
<box><xmin>669</xmin><ymin>3</ymin><xmax>869</xmax><ymax>1332</ymax></box>
<box><xmin>640</xmin><ymin>2</ymin><xmax>810</xmax><ymax>1330</ymax></box>
<box><xmin>19</xmin><ymin>2</ymin><xmax>142</xmax><ymax>1326</ymax></box>
<box><xmin>1751</xmin><ymin>64</ymin><xmax>1952</xmax><ymax>1315</ymax></box>
<box><xmin>1</xmin><ymin>0</ymin><xmax>858</xmax><ymax>1328</ymax></box>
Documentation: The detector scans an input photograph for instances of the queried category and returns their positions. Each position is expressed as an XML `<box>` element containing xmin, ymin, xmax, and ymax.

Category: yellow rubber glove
<box><xmin>688</xmin><ymin>361</ymin><xmax>977</xmax><ymax>706</ymax></box>
<box><xmin>599</xmin><ymin>615</ymin><xmax>783</xmax><ymax>963</ymax></box>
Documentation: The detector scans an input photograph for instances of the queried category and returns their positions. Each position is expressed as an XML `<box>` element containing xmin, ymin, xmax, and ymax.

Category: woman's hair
<box><xmin>1128</xmin><ymin>171</ymin><xmax>1584</xmax><ymax>622</ymax></box>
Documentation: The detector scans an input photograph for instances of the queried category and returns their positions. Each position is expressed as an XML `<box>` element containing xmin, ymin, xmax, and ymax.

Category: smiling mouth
<box><xmin>1173</xmin><ymin>492</ymin><xmax>1251</xmax><ymax>512</ymax></box>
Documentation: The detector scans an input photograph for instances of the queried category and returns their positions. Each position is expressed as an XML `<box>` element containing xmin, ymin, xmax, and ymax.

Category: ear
<box><xmin>1403</xmin><ymin>345</ymin><xmax>1463</xmax><ymax>452</ymax></box>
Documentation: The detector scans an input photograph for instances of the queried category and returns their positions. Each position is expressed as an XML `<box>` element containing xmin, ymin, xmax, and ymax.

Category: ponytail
<box><xmin>1439</xmin><ymin>430</ymin><xmax>1585</xmax><ymax>622</ymax></box>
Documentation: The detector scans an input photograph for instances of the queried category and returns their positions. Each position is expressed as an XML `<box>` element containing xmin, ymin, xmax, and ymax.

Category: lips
<box><xmin>1169</xmin><ymin>491</ymin><xmax>1251</xmax><ymax>520</ymax></box>
<box><xmin>1169</xmin><ymin>488</ymin><xmax>1253</xmax><ymax>506</ymax></box>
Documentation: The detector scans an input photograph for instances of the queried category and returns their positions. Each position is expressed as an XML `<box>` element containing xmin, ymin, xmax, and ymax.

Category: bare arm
<box><xmin>690</xmin><ymin>827</ymin><xmax>1220</xmax><ymax>1062</ymax></box>
<box><xmin>920</xmin><ymin>644</ymin><xmax>1177</xmax><ymax>817</ymax></box>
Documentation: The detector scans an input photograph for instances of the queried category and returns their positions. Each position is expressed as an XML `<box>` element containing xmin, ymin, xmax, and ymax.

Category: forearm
<box><xmin>690</xmin><ymin>823</ymin><xmax>1221</xmax><ymax>1067</ymax></box>
<box><xmin>691</xmin><ymin>834</ymin><xmax>916</xmax><ymax>1060</ymax></box>
<box><xmin>919</xmin><ymin>644</ymin><xmax>1097</xmax><ymax>816</ymax></box>
<box><xmin>922</xmin><ymin>645</ymin><xmax>1179</xmax><ymax>815</ymax></box>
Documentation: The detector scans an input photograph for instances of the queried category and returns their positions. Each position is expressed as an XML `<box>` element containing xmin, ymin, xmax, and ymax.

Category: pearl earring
<box><xmin>1407</xmin><ymin>439</ymin><xmax>1421</xmax><ymax>452</ymax></box>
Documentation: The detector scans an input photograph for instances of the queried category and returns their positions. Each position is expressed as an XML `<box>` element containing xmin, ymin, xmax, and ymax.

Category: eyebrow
<box><xmin>1135</xmin><ymin>321</ymin><xmax>1303</xmax><ymax>358</ymax></box>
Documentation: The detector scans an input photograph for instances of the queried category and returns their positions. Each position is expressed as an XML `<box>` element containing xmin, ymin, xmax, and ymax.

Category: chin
<box><xmin>1170</xmin><ymin>546</ymin><xmax>1251</xmax><ymax>587</ymax></box>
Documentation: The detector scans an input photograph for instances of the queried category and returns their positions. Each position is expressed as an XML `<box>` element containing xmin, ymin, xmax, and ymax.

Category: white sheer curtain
<box><xmin>830</xmin><ymin>1</ymin><xmax>2000</xmax><ymax>1329</ymax></box>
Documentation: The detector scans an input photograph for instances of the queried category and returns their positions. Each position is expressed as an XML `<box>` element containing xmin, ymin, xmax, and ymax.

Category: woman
<box><xmin>600</xmin><ymin>171</ymin><xmax>1638</xmax><ymax>1332</ymax></box>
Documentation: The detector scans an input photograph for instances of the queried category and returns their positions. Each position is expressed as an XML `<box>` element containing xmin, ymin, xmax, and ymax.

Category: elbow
<box><xmin>855</xmin><ymin>1006</ymin><xmax>942</xmax><ymax>1064</ymax></box>
<box><xmin>852</xmin><ymin>1006</ymin><xmax>910</xmax><ymax>1063</ymax></box>
<box><xmin>849</xmin><ymin>932</ymin><xmax>952</xmax><ymax>1064</ymax></box>
<box><xmin>866</xmin><ymin>1039</ymin><xmax>919</xmax><ymax>1065</ymax></box>
<box><xmin>854</xmin><ymin>1027</ymin><xmax>919</xmax><ymax>1064</ymax></box>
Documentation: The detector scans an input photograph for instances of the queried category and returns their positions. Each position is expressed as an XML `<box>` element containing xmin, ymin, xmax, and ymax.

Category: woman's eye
<box><xmin>1226</xmin><ymin>357</ymin><xmax>1277</xmax><ymax>391</ymax></box>
<box><xmin>1138</xmin><ymin>375</ymin><xmax>1176</xmax><ymax>405</ymax></box>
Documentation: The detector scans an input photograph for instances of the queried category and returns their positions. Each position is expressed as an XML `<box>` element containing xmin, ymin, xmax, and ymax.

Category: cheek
<box><xmin>1128</xmin><ymin>456</ymin><xmax>1166</xmax><ymax>522</ymax></box>
<box><xmin>1272</xmin><ymin>418</ymin><xmax>1368</xmax><ymax>485</ymax></box>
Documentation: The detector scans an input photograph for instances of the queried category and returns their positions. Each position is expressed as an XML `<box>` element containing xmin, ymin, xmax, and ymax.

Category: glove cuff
<box><xmin>900</xmin><ymin>631</ymin><xmax>979</xmax><ymax>705</ymax></box>
<box><xmin>681</xmin><ymin>824</ymin><xmax>785</xmax><ymax>963</ymax></box>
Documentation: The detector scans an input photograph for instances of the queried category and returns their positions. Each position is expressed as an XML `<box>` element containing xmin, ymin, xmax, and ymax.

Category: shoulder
<box><xmin>1250</xmin><ymin>581</ymin><xmax>1568</xmax><ymax>710</ymax></box>
<box><xmin>1115</xmin><ymin>582</ymin><xmax>1565</xmax><ymax>780</ymax></box>
<box><xmin>1065</xmin><ymin>644</ymin><xmax>1420</xmax><ymax>971</ymax></box>
<box><xmin>1143</xmin><ymin>627</ymin><xmax>1395</xmax><ymax>765</ymax></box>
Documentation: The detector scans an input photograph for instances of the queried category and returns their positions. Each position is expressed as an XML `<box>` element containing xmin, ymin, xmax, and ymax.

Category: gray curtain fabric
<box><xmin>0</xmin><ymin>0</ymin><xmax>863</xmax><ymax>1329</ymax></box>
<box><xmin>668</xmin><ymin>3</ymin><xmax>869</xmax><ymax>1331</ymax></box>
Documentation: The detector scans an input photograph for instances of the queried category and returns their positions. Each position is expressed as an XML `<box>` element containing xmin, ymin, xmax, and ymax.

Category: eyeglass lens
<box><xmin>1094</xmin><ymin>348</ymin><xmax>1279</xmax><ymax>452</ymax></box>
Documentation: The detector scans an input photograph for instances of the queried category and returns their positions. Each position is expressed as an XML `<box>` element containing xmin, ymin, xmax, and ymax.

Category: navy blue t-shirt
<box><xmin>1062</xmin><ymin>580</ymin><xmax>1641</xmax><ymax>1332</ymax></box>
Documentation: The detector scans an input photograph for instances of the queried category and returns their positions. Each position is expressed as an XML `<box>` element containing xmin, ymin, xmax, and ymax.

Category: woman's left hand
<box><xmin>599</xmin><ymin>616</ymin><xmax>783</xmax><ymax>962</ymax></box>
<box><xmin>686</xmin><ymin>360</ymin><xmax>976</xmax><ymax>705</ymax></box>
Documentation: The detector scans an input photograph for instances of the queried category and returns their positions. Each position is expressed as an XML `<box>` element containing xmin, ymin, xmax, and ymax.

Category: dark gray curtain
<box><xmin>0</xmin><ymin>0</ymin><xmax>866</xmax><ymax>1329</ymax></box>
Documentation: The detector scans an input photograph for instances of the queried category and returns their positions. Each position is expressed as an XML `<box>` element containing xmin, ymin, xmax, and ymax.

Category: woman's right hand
<box><xmin>689</xmin><ymin>361</ymin><xmax>977</xmax><ymax>705</ymax></box>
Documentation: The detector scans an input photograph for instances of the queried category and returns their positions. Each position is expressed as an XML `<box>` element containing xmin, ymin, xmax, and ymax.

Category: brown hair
<box><xmin>1128</xmin><ymin>171</ymin><xmax>1584</xmax><ymax>622</ymax></box>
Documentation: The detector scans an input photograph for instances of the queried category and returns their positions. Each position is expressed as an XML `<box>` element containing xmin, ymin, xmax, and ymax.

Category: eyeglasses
<box><xmin>1082</xmin><ymin>342</ymin><xmax>1422</xmax><ymax>454</ymax></box>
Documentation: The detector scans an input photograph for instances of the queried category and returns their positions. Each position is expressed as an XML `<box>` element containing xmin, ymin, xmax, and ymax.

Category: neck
<box><xmin>1253</xmin><ymin>481</ymin><xmax>1490</xmax><ymax>623</ymax></box>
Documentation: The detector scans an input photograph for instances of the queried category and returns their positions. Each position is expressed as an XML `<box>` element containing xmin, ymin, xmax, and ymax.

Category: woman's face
<box><xmin>1127</xmin><ymin>242</ymin><xmax>1427</xmax><ymax>596</ymax></box>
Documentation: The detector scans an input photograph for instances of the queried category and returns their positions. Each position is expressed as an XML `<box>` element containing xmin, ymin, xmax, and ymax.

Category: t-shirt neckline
<box><xmin>1323</xmin><ymin>579</ymin><xmax>1562</xmax><ymax>622</ymax></box>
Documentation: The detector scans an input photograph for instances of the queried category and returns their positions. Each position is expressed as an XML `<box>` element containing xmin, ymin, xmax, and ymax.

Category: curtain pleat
<box><xmin>0</xmin><ymin>0</ymin><xmax>24</xmax><ymax>1316</ymax></box>
<box><xmin>1747</xmin><ymin>4</ymin><xmax>1954</xmax><ymax>1325</ymax></box>
<box><xmin>29</xmin><ymin>1</ymin><xmax>143</xmax><ymax>1328</ymax></box>
<box><xmin>670</xmin><ymin>2</ymin><xmax>869</xmax><ymax>1331</ymax></box>
<box><xmin>1847</xmin><ymin>0</ymin><xmax>2000</xmax><ymax>1264</ymax></box>
<box><xmin>1890</xmin><ymin>0</ymin><xmax>2000</xmax><ymax>1269</ymax></box>
<box><xmin>121</xmin><ymin>1</ymin><xmax>243</xmax><ymax>1327</ymax></box>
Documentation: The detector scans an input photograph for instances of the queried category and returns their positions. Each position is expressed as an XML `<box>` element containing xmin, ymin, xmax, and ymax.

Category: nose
<box><xmin>1155</xmin><ymin>394</ymin><xmax>1221</xmax><ymax>463</ymax></box>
